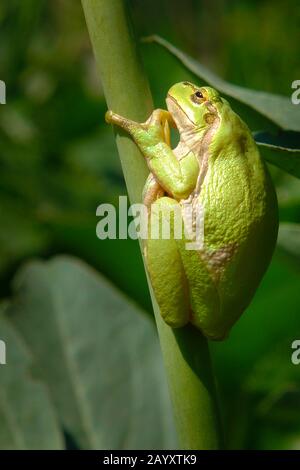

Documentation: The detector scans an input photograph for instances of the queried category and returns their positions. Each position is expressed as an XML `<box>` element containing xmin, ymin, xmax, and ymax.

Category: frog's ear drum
<box><xmin>204</xmin><ymin>113</ymin><xmax>216</xmax><ymax>124</ymax></box>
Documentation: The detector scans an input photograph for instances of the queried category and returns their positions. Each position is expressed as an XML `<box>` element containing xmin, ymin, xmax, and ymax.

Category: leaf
<box><xmin>145</xmin><ymin>35</ymin><xmax>300</xmax><ymax>132</ymax></box>
<box><xmin>246</xmin><ymin>339</ymin><xmax>299</xmax><ymax>405</ymax></box>
<box><xmin>6</xmin><ymin>256</ymin><xmax>176</xmax><ymax>450</ymax></box>
<box><xmin>255</xmin><ymin>131</ymin><xmax>300</xmax><ymax>149</ymax></box>
<box><xmin>211</xmin><ymin>250</ymin><xmax>300</xmax><ymax>388</ymax></box>
<box><xmin>244</xmin><ymin>338</ymin><xmax>300</xmax><ymax>450</ymax></box>
<box><xmin>277</xmin><ymin>223</ymin><xmax>300</xmax><ymax>260</ymax></box>
<box><xmin>245</xmin><ymin>338</ymin><xmax>300</xmax><ymax>427</ymax></box>
<box><xmin>0</xmin><ymin>312</ymin><xmax>63</xmax><ymax>450</ymax></box>
<box><xmin>258</xmin><ymin>145</ymin><xmax>300</xmax><ymax>180</ymax></box>
<box><xmin>211</xmin><ymin>251</ymin><xmax>300</xmax><ymax>449</ymax></box>
<box><xmin>254</xmin><ymin>131</ymin><xmax>300</xmax><ymax>179</ymax></box>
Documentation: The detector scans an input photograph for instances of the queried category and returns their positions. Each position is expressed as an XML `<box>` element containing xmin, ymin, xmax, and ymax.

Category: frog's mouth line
<box><xmin>166</xmin><ymin>94</ymin><xmax>196</xmax><ymax>127</ymax></box>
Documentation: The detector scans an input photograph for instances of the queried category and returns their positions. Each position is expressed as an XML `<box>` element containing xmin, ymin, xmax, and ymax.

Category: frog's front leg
<box><xmin>106</xmin><ymin>109</ymin><xmax>174</xmax><ymax>206</ymax></box>
<box><xmin>106</xmin><ymin>109</ymin><xmax>199</xmax><ymax>201</ymax></box>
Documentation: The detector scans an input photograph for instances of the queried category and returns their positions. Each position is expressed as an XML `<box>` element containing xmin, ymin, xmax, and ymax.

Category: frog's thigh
<box><xmin>146</xmin><ymin>197</ymin><xmax>190</xmax><ymax>328</ymax></box>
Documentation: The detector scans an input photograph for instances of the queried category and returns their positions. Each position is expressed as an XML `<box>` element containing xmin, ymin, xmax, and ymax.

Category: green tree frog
<box><xmin>106</xmin><ymin>82</ymin><xmax>278</xmax><ymax>340</ymax></box>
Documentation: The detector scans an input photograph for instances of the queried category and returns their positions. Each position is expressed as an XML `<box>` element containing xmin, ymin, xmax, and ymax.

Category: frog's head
<box><xmin>166</xmin><ymin>81</ymin><xmax>226</xmax><ymax>134</ymax></box>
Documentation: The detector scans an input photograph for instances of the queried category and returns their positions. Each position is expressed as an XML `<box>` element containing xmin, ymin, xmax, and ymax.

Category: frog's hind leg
<box><xmin>145</xmin><ymin>196</ymin><xmax>221</xmax><ymax>338</ymax></box>
<box><xmin>145</xmin><ymin>197</ymin><xmax>190</xmax><ymax>328</ymax></box>
<box><xmin>176</xmin><ymin>238</ymin><xmax>221</xmax><ymax>339</ymax></box>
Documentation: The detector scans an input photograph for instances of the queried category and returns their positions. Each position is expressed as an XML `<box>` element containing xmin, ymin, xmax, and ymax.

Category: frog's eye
<box><xmin>191</xmin><ymin>90</ymin><xmax>205</xmax><ymax>104</ymax></box>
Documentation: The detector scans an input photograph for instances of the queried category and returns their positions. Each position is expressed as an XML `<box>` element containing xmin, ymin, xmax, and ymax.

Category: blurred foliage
<box><xmin>0</xmin><ymin>0</ymin><xmax>299</xmax><ymax>450</ymax></box>
<box><xmin>5</xmin><ymin>256</ymin><xmax>176</xmax><ymax>450</ymax></box>
<box><xmin>0</xmin><ymin>308</ymin><xmax>64</xmax><ymax>449</ymax></box>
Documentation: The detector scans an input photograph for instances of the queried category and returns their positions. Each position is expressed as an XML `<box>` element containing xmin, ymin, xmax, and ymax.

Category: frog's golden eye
<box><xmin>191</xmin><ymin>90</ymin><xmax>205</xmax><ymax>104</ymax></box>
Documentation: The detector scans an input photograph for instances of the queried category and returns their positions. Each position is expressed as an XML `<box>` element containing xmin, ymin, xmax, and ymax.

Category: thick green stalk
<box><xmin>81</xmin><ymin>0</ymin><xmax>222</xmax><ymax>449</ymax></box>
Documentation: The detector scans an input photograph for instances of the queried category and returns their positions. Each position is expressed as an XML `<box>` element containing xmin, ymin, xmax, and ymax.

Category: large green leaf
<box><xmin>6</xmin><ymin>256</ymin><xmax>176</xmax><ymax>450</ymax></box>
<box><xmin>145</xmin><ymin>35</ymin><xmax>300</xmax><ymax>132</ymax></box>
<box><xmin>0</xmin><ymin>313</ymin><xmax>63</xmax><ymax>450</ymax></box>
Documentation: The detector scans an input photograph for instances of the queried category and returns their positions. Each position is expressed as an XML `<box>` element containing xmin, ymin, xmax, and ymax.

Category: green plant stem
<box><xmin>81</xmin><ymin>0</ymin><xmax>222</xmax><ymax>449</ymax></box>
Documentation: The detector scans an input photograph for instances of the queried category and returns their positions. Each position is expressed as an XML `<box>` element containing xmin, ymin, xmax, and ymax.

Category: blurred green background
<box><xmin>0</xmin><ymin>0</ymin><xmax>300</xmax><ymax>450</ymax></box>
